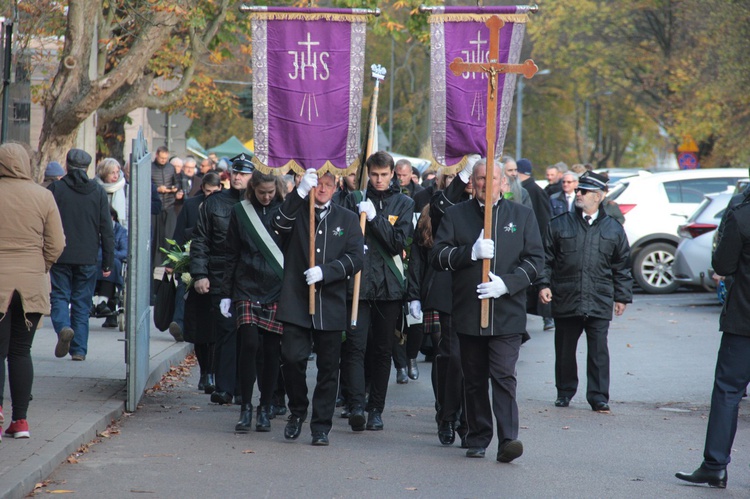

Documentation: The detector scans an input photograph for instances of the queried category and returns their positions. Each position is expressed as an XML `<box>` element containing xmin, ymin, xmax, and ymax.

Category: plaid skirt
<box><xmin>236</xmin><ymin>301</ymin><xmax>283</xmax><ymax>335</ymax></box>
<box><xmin>423</xmin><ymin>309</ymin><xmax>441</xmax><ymax>335</ymax></box>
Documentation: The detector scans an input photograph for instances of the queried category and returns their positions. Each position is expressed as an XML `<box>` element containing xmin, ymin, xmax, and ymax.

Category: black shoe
<box><xmin>348</xmin><ymin>407</ymin><xmax>366</xmax><ymax>432</ymax></box>
<box><xmin>366</xmin><ymin>410</ymin><xmax>384</xmax><ymax>431</ymax></box>
<box><xmin>407</xmin><ymin>359</ymin><xmax>419</xmax><ymax>380</ymax></box>
<box><xmin>234</xmin><ymin>403</ymin><xmax>253</xmax><ymax>433</ymax></box>
<box><xmin>102</xmin><ymin>315</ymin><xmax>118</xmax><ymax>328</ymax></box>
<box><xmin>168</xmin><ymin>322</ymin><xmax>184</xmax><ymax>342</ymax></box>
<box><xmin>438</xmin><ymin>420</ymin><xmax>456</xmax><ymax>446</ymax></box>
<box><xmin>256</xmin><ymin>406</ymin><xmax>271</xmax><ymax>432</ymax></box>
<box><xmin>284</xmin><ymin>415</ymin><xmax>304</xmax><ymax>440</ymax></box>
<box><xmin>210</xmin><ymin>391</ymin><xmax>233</xmax><ymax>405</ymax></box>
<box><xmin>270</xmin><ymin>404</ymin><xmax>287</xmax><ymax>418</ymax></box>
<box><xmin>497</xmin><ymin>439</ymin><xmax>523</xmax><ymax>463</ymax></box>
<box><xmin>203</xmin><ymin>374</ymin><xmax>216</xmax><ymax>395</ymax></box>
<box><xmin>555</xmin><ymin>396</ymin><xmax>571</xmax><ymax>407</ymax></box>
<box><xmin>336</xmin><ymin>396</ymin><xmax>346</xmax><ymax>407</ymax></box>
<box><xmin>198</xmin><ymin>374</ymin><xmax>207</xmax><ymax>391</ymax></box>
<box><xmin>94</xmin><ymin>301</ymin><xmax>112</xmax><ymax>318</ymax></box>
<box><xmin>543</xmin><ymin>317</ymin><xmax>555</xmax><ymax>331</ymax></box>
<box><xmin>396</xmin><ymin>368</ymin><xmax>409</xmax><ymax>384</ymax></box>
<box><xmin>466</xmin><ymin>447</ymin><xmax>486</xmax><ymax>458</ymax></box>
<box><xmin>521</xmin><ymin>331</ymin><xmax>531</xmax><ymax>344</ymax></box>
<box><xmin>675</xmin><ymin>465</ymin><xmax>727</xmax><ymax>488</ymax></box>
<box><xmin>311</xmin><ymin>431</ymin><xmax>329</xmax><ymax>446</ymax></box>
<box><xmin>592</xmin><ymin>401</ymin><xmax>611</xmax><ymax>413</ymax></box>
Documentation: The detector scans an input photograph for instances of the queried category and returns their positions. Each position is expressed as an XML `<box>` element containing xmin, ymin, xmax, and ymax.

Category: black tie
<box><xmin>315</xmin><ymin>206</ymin><xmax>328</xmax><ymax>221</ymax></box>
<box><xmin>584</xmin><ymin>215</ymin><xmax>592</xmax><ymax>225</ymax></box>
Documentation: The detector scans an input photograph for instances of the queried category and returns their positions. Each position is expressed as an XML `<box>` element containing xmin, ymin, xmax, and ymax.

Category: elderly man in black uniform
<box><xmin>538</xmin><ymin>171</ymin><xmax>632</xmax><ymax>413</ymax></box>
<box><xmin>342</xmin><ymin>151</ymin><xmax>414</xmax><ymax>432</ymax></box>
<box><xmin>274</xmin><ymin>169</ymin><xmax>363</xmax><ymax>446</ymax></box>
<box><xmin>190</xmin><ymin>154</ymin><xmax>253</xmax><ymax>405</ymax></box>
<box><xmin>675</xmin><ymin>195</ymin><xmax>750</xmax><ymax>489</ymax></box>
<box><xmin>431</xmin><ymin>159</ymin><xmax>544</xmax><ymax>463</ymax></box>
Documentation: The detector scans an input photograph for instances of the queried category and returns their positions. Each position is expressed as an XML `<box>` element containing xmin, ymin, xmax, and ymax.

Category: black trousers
<box><xmin>0</xmin><ymin>291</ymin><xmax>41</xmax><ymax>421</ymax></box>
<box><xmin>342</xmin><ymin>300</ymin><xmax>401</xmax><ymax>412</ymax></box>
<box><xmin>703</xmin><ymin>332</ymin><xmax>750</xmax><ymax>470</ymax></box>
<box><xmin>238</xmin><ymin>324</ymin><xmax>282</xmax><ymax>406</ymax></box>
<box><xmin>459</xmin><ymin>333</ymin><xmax>522</xmax><ymax>449</ymax></box>
<box><xmin>282</xmin><ymin>323</ymin><xmax>341</xmax><ymax>434</ymax></box>
<box><xmin>554</xmin><ymin>316</ymin><xmax>610</xmax><ymax>406</ymax></box>
<box><xmin>435</xmin><ymin>313</ymin><xmax>464</xmax><ymax>424</ymax></box>
<box><xmin>211</xmin><ymin>295</ymin><xmax>237</xmax><ymax>396</ymax></box>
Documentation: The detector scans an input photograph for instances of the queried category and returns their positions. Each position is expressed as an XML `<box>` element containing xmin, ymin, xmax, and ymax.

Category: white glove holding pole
<box><xmin>220</xmin><ymin>298</ymin><xmax>232</xmax><ymax>318</ymax></box>
<box><xmin>358</xmin><ymin>200</ymin><xmax>377</xmax><ymax>221</ymax></box>
<box><xmin>471</xmin><ymin>229</ymin><xmax>494</xmax><ymax>260</ymax></box>
<box><xmin>305</xmin><ymin>266</ymin><xmax>323</xmax><ymax>285</ymax></box>
<box><xmin>477</xmin><ymin>272</ymin><xmax>509</xmax><ymax>299</ymax></box>
<box><xmin>459</xmin><ymin>153</ymin><xmax>481</xmax><ymax>183</ymax></box>
<box><xmin>409</xmin><ymin>300</ymin><xmax>422</xmax><ymax>320</ymax></box>
<box><xmin>297</xmin><ymin>168</ymin><xmax>318</xmax><ymax>198</ymax></box>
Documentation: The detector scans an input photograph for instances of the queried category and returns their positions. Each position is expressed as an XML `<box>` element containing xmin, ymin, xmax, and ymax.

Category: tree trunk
<box><xmin>35</xmin><ymin>124</ymin><xmax>80</xmax><ymax>182</ymax></box>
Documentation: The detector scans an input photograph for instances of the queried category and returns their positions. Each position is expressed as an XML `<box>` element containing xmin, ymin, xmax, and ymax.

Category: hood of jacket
<box><xmin>0</xmin><ymin>143</ymin><xmax>32</xmax><ymax>180</ymax></box>
<box><xmin>62</xmin><ymin>168</ymin><xmax>98</xmax><ymax>194</ymax></box>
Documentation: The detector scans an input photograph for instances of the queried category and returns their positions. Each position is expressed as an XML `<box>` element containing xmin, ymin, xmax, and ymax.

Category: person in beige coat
<box><xmin>0</xmin><ymin>143</ymin><xmax>65</xmax><ymax>440</ymax></box>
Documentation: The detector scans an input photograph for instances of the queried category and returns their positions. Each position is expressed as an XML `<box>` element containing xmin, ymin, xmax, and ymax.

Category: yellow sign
<box><xmin>677</xmin><ymin>135</ymin><xmax>699</xmax><ymax>153</ymax></box>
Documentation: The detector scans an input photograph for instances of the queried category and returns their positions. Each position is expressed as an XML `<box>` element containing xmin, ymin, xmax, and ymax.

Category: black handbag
<box><xmin>153</xmin><ymin>272</ymin><xmax>176</xmax><ymax>332</ymax></box>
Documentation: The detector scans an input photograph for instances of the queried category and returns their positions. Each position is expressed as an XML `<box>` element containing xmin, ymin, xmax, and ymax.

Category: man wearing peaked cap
<box><xmin>537</xmin><ymin>169</ymin><xmax>632</xmax><ymax>414</ymax></box>
<box><xmin>231</xmin><ymin>153</ymin><xmax>254</xmax><ymax>173</ymax></box>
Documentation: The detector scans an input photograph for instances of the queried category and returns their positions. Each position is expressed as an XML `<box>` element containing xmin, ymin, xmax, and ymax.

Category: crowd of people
<box><xmin>1</xmin><ymin>142</ymin><xmax>746</xmax><ymax>488</ymax></box>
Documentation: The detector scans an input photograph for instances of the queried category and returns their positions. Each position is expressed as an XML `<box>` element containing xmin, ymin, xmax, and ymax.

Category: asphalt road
<box><xmin>41</xmin><ymin>291</ymin><xmax>750</xmax><ymax>498</ymax></box>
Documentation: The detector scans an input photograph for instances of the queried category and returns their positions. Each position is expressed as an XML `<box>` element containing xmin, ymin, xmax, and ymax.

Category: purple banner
<box><xmin>251</xmin><ymin>9</ymin><xmax>367</xmax><ymax>173</ymax></box>
<box><xmin>429</xmin><ymin>6</ymin><xmax>532</xmax><ymax>169</ymax></box>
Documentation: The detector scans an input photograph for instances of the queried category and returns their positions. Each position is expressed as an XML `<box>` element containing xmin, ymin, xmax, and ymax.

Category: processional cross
<box><xmin>448</xmin><ymin>15</ymin><xmax>539</xmax><ymax>328</ymax></box>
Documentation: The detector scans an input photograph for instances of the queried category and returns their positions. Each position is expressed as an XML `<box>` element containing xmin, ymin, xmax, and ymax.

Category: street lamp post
<box><xmin>515</xmin><ymin>69</ymin><xmax>549</xmax><ymax>160</ymax></box>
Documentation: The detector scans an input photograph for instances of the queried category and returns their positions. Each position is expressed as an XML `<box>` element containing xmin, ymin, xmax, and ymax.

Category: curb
<box><xmin>2</xmin><ymin>342</ymin><xmax>193</xmax><ymax>499</ymax></box>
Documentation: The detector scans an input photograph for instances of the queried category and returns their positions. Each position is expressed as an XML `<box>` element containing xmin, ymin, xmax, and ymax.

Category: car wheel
<box><xmin>633</xmin><ymin>242</ymin><xmax>679</xmax><ymax>294</ymax></box>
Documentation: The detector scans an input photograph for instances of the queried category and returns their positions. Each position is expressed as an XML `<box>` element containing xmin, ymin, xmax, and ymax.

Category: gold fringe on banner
<box><xmin>430</xmin><ymin>155</ymin><xmax>469</xmax><ymax>176</ymax></box>
<box><xmin>427</xmin><ymin>13</ymin><xmax>528</xmax><ymax>24</ymax></box>
<box><xmin>251</xmin><ymin>157</ymin><xmax>361</xmax><ymax>177</ymax></box>
<box><xmin>249</xmin><ymin>12</ymin><xmax>369</xmax><ymax>23</ymax></box>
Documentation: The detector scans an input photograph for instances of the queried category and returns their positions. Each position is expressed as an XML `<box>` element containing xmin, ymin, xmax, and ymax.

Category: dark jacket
<box><xmin>521</xmin><ymin>176</ymin><xmax>551</xmax><ymax>236</ymax></box>
<box><xmin>97</xmin><ymin>222</ymin><xmax>127</xmax><ymax>287</ymax></box>
<box><xmin>545</xmin><ymin>180</ymin><xmax>562</xmax><ymax>198</ymax></box>
<box><xmin>189</xmin><ymin>188</ymin><xmax>242</xmax><ymax>295</ymax></box>
<box><xmin>274</xmin><ymin>190</ymin><xmax>364</xmax><ymax>331</ymax></box>
<box><xmin>431</xmin><ymin>198</ymin><xmax>544</xmax><ymax>336</ymax></box>
<box><xmin>713</xmin><ymin>200</ymin><xmax>750</xmax><ymax>337</ymax></box>
<box><xmin>401</xmin><ymin>180</ymin><xmax>424</xmax><ymax>200</ymax></box>
<box><xmin>222</xmin><ymin>197</ymin><xmax>284</xmax><ymax>304</ymax></box>
<box><xmin>407</xmin><ymin>229</ymin><xmax>452</xmax><ymax>314</ymax></box>
<box><xmin>550</xmin><ymin>190</ymin><xmax>575</xmax><ymax>217</ymax></box>
<box><xmin>151</xmin><ymin>161</ymin><xmax>176</xmax><ymax>211</ymax></box>
<box><xmin>174</xmin><ymin>193</ymin><xmax>206</xmax><ymax>247</ymax></box>
<box><xmin>343</xmin><ymin>184</ymin><xmax>414</xmax><ymax>301</ymax></box>
<box><xmin>412</xmin><ymin>183</ymin><xmax>436</xmax><ymax>214</ymax></box>
<box><xmin>48</xmin><ymin>169</ymin><xmax>114</xmax><ymax>270</ymax></box>
<box><xmin>539</xmin><ymin>206</ymin><xmax>633</xmax><ymax>320</ymax></box>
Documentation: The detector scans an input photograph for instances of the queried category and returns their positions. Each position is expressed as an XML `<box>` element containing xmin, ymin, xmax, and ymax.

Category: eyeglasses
<box><xmin>562</xmin><ymin>180</ymin><xmax>576</xmax><ymax>184</ymax></box>
<box><xmin>575</xmin><ymin>188</ymin><xmax>593</xmax><ymax>195</ymax></box>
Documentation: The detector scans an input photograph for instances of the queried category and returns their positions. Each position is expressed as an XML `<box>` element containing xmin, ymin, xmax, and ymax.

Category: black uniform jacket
<box><xmin>343</xmin><ymin>184</ymin><xmax>414</xmax><ymax>301</ymax></box>
<box><xmin>713</xmin><ymin>200</ymin><xmax>750</xmax><ymax>337</ymax></box>
<box><xmin>407</xmin><ymin>230</ymin><xmax>450</xmax><ymax>314</ymax></box>
<box><xmin>274</xmin><ymin>189</ymin><xmax>364</xmax><ymax>331</ymax></box>
<box><xmin>189</xmin><ymin>188</ymin><xmax>242</xmax><ymax>295</ymax></box>
<box><xmin>174</xmin><ymin>193</ymin><xmax>205</xmax><ymax>247</ymax></box>
<box><xmin>538</xmin><ymin>206</ymin><xmax>633</xmax><ymax>320</ymax></box>
<box><xmin>221</xmin><ymin>197</ymin><xmax>284</xmax><ymax>304</ymax></box>
<box><xmin>431</xmin><ymin>197</ymin><xmax>544</xmax><ymax>336</ymax></box>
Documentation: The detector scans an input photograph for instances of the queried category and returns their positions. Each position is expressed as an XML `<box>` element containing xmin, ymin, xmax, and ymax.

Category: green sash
<box><xmin>353</xmin><ymin>191</ymin><xmax>406</xmax><ymax>290</ymax></box>
<box><xmin>234</xmin><ymin>200</ymin><xmax>284</xmax><ymax>280</ymax></box>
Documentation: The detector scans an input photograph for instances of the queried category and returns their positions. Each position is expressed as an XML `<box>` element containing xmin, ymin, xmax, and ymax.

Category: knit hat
<box><xmin>516</xmin><ymin>158</ymin><xmax>533</xmax><ymax>175</ymax></box>
<box><xmin>45</xmin><ymin>161</ymin><xmax>65</xmax><ymax>177</ymax></box>
<box><xmin>66</xmin><ymin>148</ymin><xmax>92</xmax><ymax>169</ymax></box>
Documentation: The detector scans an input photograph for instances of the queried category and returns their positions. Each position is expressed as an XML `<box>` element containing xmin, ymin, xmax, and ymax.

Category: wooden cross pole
<box><xmin>448</xmin><ymin>15</ymin><xmax>539</xmax><ymax>328</ymax></box>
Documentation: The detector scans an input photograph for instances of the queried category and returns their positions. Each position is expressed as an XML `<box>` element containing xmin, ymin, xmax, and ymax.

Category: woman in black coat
<box><xmin>221</xmin><ymin>170</ymin><xmax>287</xmax><ymax>433</ymax></box>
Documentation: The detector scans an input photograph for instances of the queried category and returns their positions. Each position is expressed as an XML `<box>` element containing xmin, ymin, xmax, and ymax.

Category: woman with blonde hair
<box><xmin>95</xmin><ymin>158</ymin><xmax>128</xmax><ymax>229</ymax></box>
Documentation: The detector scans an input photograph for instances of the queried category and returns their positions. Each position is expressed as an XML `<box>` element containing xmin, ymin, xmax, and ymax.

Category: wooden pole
<box><xmin>350</xmin><ymin>64</ymin><xmax>386</xmax><ymax>328</ymax></box>
<box><xmin>309</xmin><ymin>187</ymin><xmax>317</xmax><ymax>315</ymax></box>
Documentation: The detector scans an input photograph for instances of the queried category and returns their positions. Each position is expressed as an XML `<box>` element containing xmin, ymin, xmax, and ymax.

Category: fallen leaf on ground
<box><xmin>562</xmin><ymin>426</ymin><xmax>570</xmax><ymax>430</ymax></box>
<box><xmin>66</xmin><ymin>456</ymin><xmax>78</xmax><ymax>464</ymax></box>
<box><xmin>48</xmin><ymin>490</ymin><xmax>75</xmax><ymax>494</ymax></box>
<box><xmin>405</xmin><ymin>487</ymin><xmax>417</xmax><ymax>491</ymax></box>
<box><xmin>242</xmin><ymin>449</ymin><xmax>255</xmax><ymax>454</ymax></box>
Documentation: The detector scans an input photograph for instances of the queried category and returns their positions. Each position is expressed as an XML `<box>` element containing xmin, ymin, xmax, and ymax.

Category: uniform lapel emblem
<box><xmin>504</xmin><ymin>222</ymin><xmax>517</xmax><ymax>233</ymax></box>
<box><xmin>333</xmin><ymin>226</ymin><xmax>344</xmax><ymax>236</ymax></box>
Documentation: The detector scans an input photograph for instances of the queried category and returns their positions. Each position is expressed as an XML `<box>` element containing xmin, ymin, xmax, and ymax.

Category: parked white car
<box><xmin>605</xmin><ymin>168</ymin><xmax>747</xmax><ymax>294</ymax></box>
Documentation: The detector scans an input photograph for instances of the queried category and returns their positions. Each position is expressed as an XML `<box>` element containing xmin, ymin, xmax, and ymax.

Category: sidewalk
<box><xmin>0</xmin><ymin>313</ymin><xmax>192</xmax><ymax>499</ymax></box>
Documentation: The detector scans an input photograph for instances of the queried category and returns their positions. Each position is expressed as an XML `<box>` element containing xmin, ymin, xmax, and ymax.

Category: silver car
<box><xmin>673</xmin><ymin>192</ymin><xmax>733</xmax><ymax>290</ymax></box>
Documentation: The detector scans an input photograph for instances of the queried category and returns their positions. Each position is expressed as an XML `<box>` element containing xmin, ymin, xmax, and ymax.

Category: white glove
<box><xmin>459</xmin><ymin>153</ymin><xmax>481</xmax><ymax>183</ymax></box>
<box><xmin>297</xmin><ymin>168</ymin><xmax>318</xmax><ymax>198</ymax></box>
<box><xmin>477</xmin><ymin>272</ymin><xmax>509</xmax><ymax>299</ymax></box>
<box><xmin>409</xmin><ymin>300</ymin><xmax>422</xmax><ymax>320</ymax></box>
<box><xmin>358</xmin><ymin>200</ymin><xmax>376</xmax><ymax>221</ymax></box>
<box><xmin>220</xmin><ymin>298</ymin><xmax>232</xmax><ymax>318</ymax></box>
<box><xmin>304</xmin><ymin>266</ymin><xmax>323</xmax><ymax>285</ymax></box>
<box><xmin>471</xmin><ymin>229</ymin><xmax>494</xmax><ymax>260</ymax></box>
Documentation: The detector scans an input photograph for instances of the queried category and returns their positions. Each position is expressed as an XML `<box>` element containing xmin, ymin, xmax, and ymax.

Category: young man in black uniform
<box><xmin>431</xmin><ymin>159</ymin><xmax>544</xmax><ymax>463</ymax></box>
<box><xmin>274</xmin><ymin>169</ymin><xmax>363</xmax><ymax>446</ymax></box>
<box><xmin>342</xmin><ymin>151</ymin><xmax>414</xmax><ymax>431</ymax></box>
